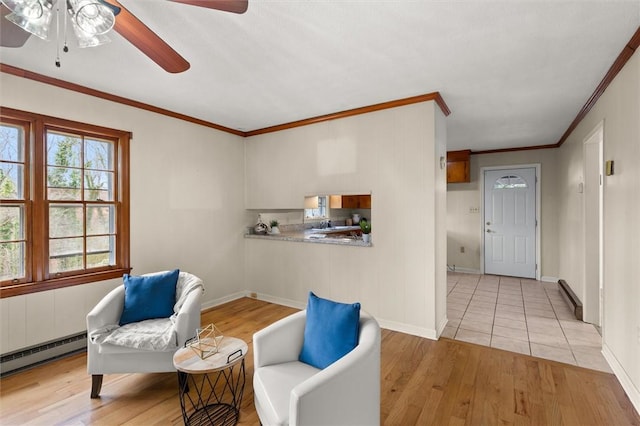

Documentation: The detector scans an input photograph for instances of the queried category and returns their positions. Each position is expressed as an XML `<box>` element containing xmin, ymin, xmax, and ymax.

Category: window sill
<box><xmin>0</xmin><ymin>268</ymin><xmax>132</xmax><ymax>298</ymax></box>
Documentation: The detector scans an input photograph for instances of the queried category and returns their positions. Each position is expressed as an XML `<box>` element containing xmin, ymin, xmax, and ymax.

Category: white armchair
<box><xmin>86</xmin><ymin>271</ymin><xmax>203</xmax><ymax>398</ymax></box>
<box><xmin>253</xmin><ymin>310</ymin><xmax>381</xmax><ymax>426</ymax></box>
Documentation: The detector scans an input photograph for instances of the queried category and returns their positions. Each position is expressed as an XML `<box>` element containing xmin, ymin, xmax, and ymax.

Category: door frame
<box><xmin>480</xmin><ymin>164</ymin><xmax>541</xmax><ymax>280</ymax></box>
<box><xmin>582</xmin><ymin>121</ymin><xmax>604</xmax><ymax>327</ymax></box>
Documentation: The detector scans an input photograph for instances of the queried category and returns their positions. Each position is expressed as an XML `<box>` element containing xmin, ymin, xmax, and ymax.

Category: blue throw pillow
<box><xmin>299</xmin><ymin>292</ymin><xmax>361</xmax><ymax>369</ymax></box>
<box><xmin>119</xmin><ymin>269</ymin><xmax>180</xmax><ymax>326</ymax></box>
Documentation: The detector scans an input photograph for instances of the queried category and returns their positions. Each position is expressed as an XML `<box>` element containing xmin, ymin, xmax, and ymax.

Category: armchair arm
<box><xmin>174</xmin><ymin>287</ymin><xmax>203</xmax><ymax>347</ymax></box>
<box><xmin>86</xmin><ymin>285</ymin><xmax>124</xmax><ymax>332</ymax></box>
<box><xmin>291</xmin><ymin>314</ymin><xmax>381</xmax><ymax>426</ymax></box>
<box><xmin>253</xmin><ymin>310</ymin><xmax>306</xmax><ymax>369</ymax></box>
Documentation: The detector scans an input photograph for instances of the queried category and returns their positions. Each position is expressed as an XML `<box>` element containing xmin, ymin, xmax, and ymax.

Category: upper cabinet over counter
<box><xmin>330</xmin><ymin>194</ymin><xmax>371</xmax><ymax>209</ymax></box>
<box><xmin>447</xmin><ymin>150</ymin><xmax>471</xmax><ymax>183</ymax></box>
<box><xmin>304</xmin><ymin>194</ymin><xmax>371</xmax><ymax>212</ymax></box>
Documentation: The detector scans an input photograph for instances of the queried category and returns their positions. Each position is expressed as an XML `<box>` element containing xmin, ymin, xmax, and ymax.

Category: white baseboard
<box><xmin>253</xmin><ymin>293</ymin><xmax>306</xmax><ymax>310</ymax></box>
<box><xmin>246</xmin><ymin>292</ymin><xmax>439</xmax><ymax>341</ymax></box>
<box><xmin>602</xmin><ymin>343</ymin><xmax>640</xmax><ymax>414</ymax></box>
<box><xmin>201</xmin><ymin>291</ymin><xmax>249</xmax><ymax>311</ymax></box>
<box><xmin>436</xmin><ymin>316</ymin><xmax>449</xmax><ymax>338</ymax></box>
<box><xmin>375</xmin><ymin>319</ymin><xmax>438</xmax><ymax>341</ymax></box>
<box><xmin>447</xmin><ymin>266</ymin><xmax>481</xmax><ymax>274</ymax></box>
<box><xmin>541</xmin><ymin>276</ymin><xmax>559</xmax><ymax>283</ymax></box>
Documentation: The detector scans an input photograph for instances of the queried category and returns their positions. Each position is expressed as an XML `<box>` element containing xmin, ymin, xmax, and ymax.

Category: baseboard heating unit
<box><xmin>558</xmin><ymin>279</ymin><xmax>583</xmax><ymax>321</ymax></box>
<box><xmin>1</xmin><ymin>332</ymin><xmax>87</xmax><ymax>377</ymax></box>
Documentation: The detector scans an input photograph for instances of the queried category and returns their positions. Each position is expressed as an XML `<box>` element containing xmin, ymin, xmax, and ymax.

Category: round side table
<box><xmin>173</xmin><ymin>336</ymin><xmax>248</xmax><ymax>426</ymax></box>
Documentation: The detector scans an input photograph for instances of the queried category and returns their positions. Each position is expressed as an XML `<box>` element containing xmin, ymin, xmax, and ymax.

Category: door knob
<box><xmin>486</xmin><ymin>229</ymin><xmax>492</xmax><ymax>233</ymax></box>
<box><xmin>486</xmin><ymin>222</ymin><xmax>491</xmax><ymax>225</ymax></box>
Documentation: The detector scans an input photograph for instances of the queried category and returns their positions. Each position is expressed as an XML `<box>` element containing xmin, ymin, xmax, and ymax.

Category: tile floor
<box><xmin>444</xmin><ymin>272</ymin><xmax>612</xmax><ymax>373</ymax></box>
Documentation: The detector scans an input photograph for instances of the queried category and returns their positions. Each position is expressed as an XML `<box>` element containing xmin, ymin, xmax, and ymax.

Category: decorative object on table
<box><xmin>360</xmin><ymin>219</ymin><xmax>371</xmax><ymax>243</ymax></box>
<box><xmin>270</xmin><ymin>220</ymin><xmax>280</xmax><ymax>234</ymax></box>
<box><xmin>254</xmin><ymin>214</ymin><xmax>268</xmax><ymax>235</ymax></box>
<box><xmin>186</xmin><ymin>323</ymin><xmax>224</xmax><ymax>360</ymax></box>
<box><xmin>351</xmin><ymin>213</ymin><xmax>360</xmax><ymax>224</ymax></box>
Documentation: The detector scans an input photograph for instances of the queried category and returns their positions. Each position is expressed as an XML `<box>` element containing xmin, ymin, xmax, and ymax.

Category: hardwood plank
<box><xmin>1</xmin><ymin>298</ymin><xmax>638</xmax><ymax>426</ymax></box>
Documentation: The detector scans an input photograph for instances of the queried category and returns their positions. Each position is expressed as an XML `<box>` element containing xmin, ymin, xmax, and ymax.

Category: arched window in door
<box><xmin>493</xmin><ymin>175</ymin><xmax>528</xmax><ymax>189</ymax></box>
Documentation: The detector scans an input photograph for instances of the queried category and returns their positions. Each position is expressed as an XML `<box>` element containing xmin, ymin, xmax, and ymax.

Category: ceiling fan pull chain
<box><xmin>63</xmin><ymin>0</ymin><xmax>69</xmax><ymax>53</ymax></box>
<box><xmin>55</xmin><ymin>0</ymin><xmax>61</xmax><ymax>67</ymax></box>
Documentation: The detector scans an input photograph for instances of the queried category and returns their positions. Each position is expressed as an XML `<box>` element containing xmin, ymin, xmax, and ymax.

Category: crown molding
<box><xmin>554</xmin><ymin>25</ymin><xmax>640</xmax><ymax>148</ymax></box>
<box><xmin>0</xmin><ymin>63</ymin><xmax>244</xmax><ymax>136</ymax></box>
<box><xmin>3</xmin><ymin>25</ymin><xmax>638</xmax><ymax>149</ymax></box>
<box><xmin>472</xmin><ymin>25</ymin><xmax>640</xmax><ymax>155</ymax></box>
<box><xmin>245</xmin><ymin>92</ymin><xmax>451</xmax><ymax>137</ymax></box>
<box><xmin>471</xmin><ymin>143</ymin><xmax>558</xmax><ymax>156</ymax></box>
<box><xmin>1</xmin><ymin>63</ymin><xmax>450</xmax><ymax>138</ymax></box>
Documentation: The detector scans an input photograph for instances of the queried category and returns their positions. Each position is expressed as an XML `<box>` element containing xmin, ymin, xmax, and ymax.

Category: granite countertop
<box><xmin>244</xmin><ymin>225</ymin><xmax>372</xmax><ymax>247</ymax></box>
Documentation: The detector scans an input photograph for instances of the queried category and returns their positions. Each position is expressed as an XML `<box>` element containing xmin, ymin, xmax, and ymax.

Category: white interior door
<box><xmin>484</xmin><ymin>168</ymin><xmax>537</xmax><ymax>278</ymax></box>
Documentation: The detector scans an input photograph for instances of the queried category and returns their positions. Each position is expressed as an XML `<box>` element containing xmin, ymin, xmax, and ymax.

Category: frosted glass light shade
<box><xmin>70</xmin><ymin>18</ymin><xmax>110</xmax><ymax>47</ymax></box>
<box><xmin>5</xmin><ymin>0</ymin><xmax>53</xmax><ymax>40</ymax></box>
<box><xmin>2</xmin><ymin>0</ymin><xmax>45</xmax><ymax>19</ymax></box>
<box><xmin>67</xmin><ymin>0</ymin><xmax>115</xmax><ymax>36</ymax></box>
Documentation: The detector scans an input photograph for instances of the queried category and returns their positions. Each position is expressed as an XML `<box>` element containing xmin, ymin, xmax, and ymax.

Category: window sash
<box><xmin>1</xmin><ymin>118</ymin><xmax>30</xmax><ymax>284</ymax></box>
<box><xmin>0</xmin><ymin>107</ymin><xmax>130</xmax><ymax>297</ymax></box>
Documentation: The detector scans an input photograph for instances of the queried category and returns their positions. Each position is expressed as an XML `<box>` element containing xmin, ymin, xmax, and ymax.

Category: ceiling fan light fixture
<box><xmin>2</xmin><ymin>0</ymin><xmax>45</xmax><ymax>19</ymax></box>
<box><xmin>69</xmin><ymin>17</ymin><xmax>110</xmax><ymax>47</ymax></box>
<box><xmin>4</xmin><ymin>0</ymin><xmax>53</xmax><ymax>40</ymax></box>
<box><xmin>67</xmin><ymin>0</ymin><xmax>115</xmax><ymax>36</ymax></box>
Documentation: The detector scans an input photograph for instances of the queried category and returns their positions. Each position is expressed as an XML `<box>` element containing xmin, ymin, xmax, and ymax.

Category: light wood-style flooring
<box><xmin>1</xmin><ymin>298</ymin><xmax>638</xmax><ymax>425</ymax></box>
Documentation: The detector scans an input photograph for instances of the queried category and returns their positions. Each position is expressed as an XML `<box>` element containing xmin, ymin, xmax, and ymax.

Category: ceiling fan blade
<box><xmin>0</xmin><ymin>5</ymin><xmax>32</xmax><ymax>48</ymax></box>
<box><xmin>169</xmin><ymin>0</ymin><xmax>248</xmax><ymax>14</ymax></box>
<box><xmin>109</xmin><ymin>0</ymin><xmax>190</xmax><ymax>73</ymax></box>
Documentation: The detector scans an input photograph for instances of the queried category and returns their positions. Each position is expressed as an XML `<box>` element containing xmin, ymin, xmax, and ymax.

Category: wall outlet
<box><xmin>460</xmin><ymin>246</ymin><xmax>465</xmax><ymax>253</ymax></box>
<box><xmin>250</xmin><ymin>292</ymin><xmax>257</xmax><ymax>299</ymax></box>
<box><xmin>469</xmin><ymin>207</ymin><xmax>480</xmax><ymax>213</ymax></box>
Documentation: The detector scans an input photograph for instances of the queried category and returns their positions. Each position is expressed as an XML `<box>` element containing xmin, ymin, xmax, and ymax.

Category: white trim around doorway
<box><xmin>480</xmin><ymin>164</ymin><xmax>542</xmax><ymax>281</ymax></box>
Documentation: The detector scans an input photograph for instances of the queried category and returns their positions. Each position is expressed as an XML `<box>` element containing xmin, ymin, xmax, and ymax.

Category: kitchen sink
<box><xmin>310</xmin><ymin>225</ymin><xmax>360</xmax><ymax>233</ymax></box>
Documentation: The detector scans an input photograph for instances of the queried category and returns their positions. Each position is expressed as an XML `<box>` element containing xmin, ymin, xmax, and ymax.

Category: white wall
<box><xmin>557</xmin><ymin>49</ymin><xmax>640</xmax><ymax>408</ymax></box>
<box><xmin>446</xmin><ymin>149</ymin><xmax>559</xmax><ymax>279</ymax></box>
<box><xmin>245</xmin><ymin>102</ymin><xmax>448</xmax><ymax>338</ymax></box>
<box><xmin>0</xmin><ymin>74</ymin><xmax>246</xmax><ymax>354</ymax></box>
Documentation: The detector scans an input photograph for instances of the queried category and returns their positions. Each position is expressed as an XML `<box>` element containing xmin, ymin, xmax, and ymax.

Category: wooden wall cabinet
<box><xmin>341</xmin><ymin>194</ymin><xmax>371</xmax><ymax>209</ymax></box>
<box><xmin>447</xmin><ymin>150</ymin><xmax>471</xmax><ymax>183</ymax></box>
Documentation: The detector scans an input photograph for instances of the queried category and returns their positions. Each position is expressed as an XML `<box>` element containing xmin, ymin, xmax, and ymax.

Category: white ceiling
<box><xmin>1</xmin><ymin>1</ymin><xmax>639</xmax><ymax>151</ymax></box>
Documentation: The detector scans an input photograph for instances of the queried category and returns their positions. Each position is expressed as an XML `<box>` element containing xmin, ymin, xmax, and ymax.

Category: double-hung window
<box><xmin>0</xmin><ymin>107</ymin><xmax>130</xmax><ymax>297</ymax></box>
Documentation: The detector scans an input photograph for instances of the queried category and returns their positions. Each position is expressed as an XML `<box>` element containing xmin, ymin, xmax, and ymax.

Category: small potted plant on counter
<box><xmin>270</xmin><ymin>220</ymin><xmax>280</xmax><ymax>234</ymax></box>
<box><xmin>359</xmin><ymin>219</ymin><xmax>371</xmax><ymax>243</ymax></box>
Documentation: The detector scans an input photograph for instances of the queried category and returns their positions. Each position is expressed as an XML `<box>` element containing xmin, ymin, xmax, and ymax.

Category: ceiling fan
<box><xmin>0</xmin><ymin>0</ymin><xmax>248</xmax><ymax>73</ymax></box>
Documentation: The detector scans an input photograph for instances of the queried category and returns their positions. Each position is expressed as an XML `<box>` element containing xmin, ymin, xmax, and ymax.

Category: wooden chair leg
<box><xmin>90</xmin><ymin>374</ymin><xmax>103</xmax><ymax>398</ymax></box>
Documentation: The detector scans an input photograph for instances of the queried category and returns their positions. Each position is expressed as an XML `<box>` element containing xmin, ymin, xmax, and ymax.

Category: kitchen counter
<box><xmin>244</xmin><ymin>226</ymin><xmax>371</xmax><ymax>247</ymax></box>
